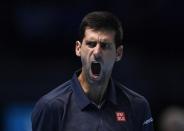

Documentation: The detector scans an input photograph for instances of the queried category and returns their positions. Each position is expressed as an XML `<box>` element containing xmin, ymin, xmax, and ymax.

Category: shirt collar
<box><xmin>71</xmin><ymin>70</ymin><xmax>91</xmax><ymax>110</ymax></box>
<box><xmin>105</xmin><ymin>78</ymin><xmax>118</xmax><ymax>105</ymax></box>
<box><xmin>71</xmin><ymin>70</ymin><xmax>124</xmax><ymax>110</ymax></box>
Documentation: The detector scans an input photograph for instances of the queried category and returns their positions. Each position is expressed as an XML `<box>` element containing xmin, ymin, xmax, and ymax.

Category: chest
<box><xmin>61</xmin><ymin>103</ymin><xmax>134</xmax><ymax>131</ymax></box>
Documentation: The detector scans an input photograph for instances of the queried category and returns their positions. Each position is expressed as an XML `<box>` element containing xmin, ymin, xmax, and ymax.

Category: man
<box><xmin>31</xmin><ymin>11</ymin><xmax>154</xmax><ymax>131</ymax></box>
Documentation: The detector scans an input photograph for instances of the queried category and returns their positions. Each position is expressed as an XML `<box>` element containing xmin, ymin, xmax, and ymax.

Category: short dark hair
<box><xmin>79</xmin><ymin>11</ymin><xmax>123</xmax><ymax>47</ymax></box>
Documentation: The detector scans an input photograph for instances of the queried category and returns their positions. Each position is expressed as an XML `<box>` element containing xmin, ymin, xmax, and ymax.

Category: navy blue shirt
<box><xmin>31</xmin><ymin>71</ymin><xmax>154</xmax><ymax>131</ymax></box>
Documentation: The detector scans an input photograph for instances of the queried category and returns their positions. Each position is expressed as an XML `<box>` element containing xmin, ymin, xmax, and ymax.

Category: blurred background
<box><xmin>1</xmin><ymin>0</ymin><xmax>184</xmax><ymax>131</ymax></box>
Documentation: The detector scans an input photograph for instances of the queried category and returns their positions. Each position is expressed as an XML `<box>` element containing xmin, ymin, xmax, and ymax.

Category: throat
<box><xmin>78</xmin><ymin>70</ymin><xmax>109</xmax><ymax>105</ymax></box>
<box><xmin>87</xmin><ymin>85</ymin><xmax>107</xmax><ymax>105</ymax></box>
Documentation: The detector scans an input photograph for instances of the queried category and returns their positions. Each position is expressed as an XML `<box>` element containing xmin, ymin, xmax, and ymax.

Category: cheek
<box><xmin>80</xmin><ymin>49</ymin><xmax>91</xmax><ymax>65</ymax></box>
<box><xmin>103</xmin><ymin>53</ymin><xmax>116</xmax><ymax>67</ymax></box>
<box><xmin>105</xmin><ymin>52</ymin><xmax>116</xmax><ymax>62</ymax></box>
<box><xmin>106</xmin><ymin>59</ymin><xmax>116</xmax><ymax>67</ymax></box>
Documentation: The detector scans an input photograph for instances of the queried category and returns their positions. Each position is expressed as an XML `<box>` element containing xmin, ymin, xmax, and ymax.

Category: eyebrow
<box><xmin>85</xmin><ymin>39</ymin><xmax>113</xmax><ymax>44</ymax></box>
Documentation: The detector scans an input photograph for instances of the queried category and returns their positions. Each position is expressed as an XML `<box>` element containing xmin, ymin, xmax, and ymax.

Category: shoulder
<box><xmin>31</xmin><ymin>80</ymin><xmax>74</xmax><ymax>130</ymax></box>
<box><xmin>115</xmin><ymin>81</ymin><xmax>153</xmax><ymax>131</ymax></box>
<box><xmin>41</xmin><ymin>80</ymin><xmax>73</xmax><ymax>103</ymax></box>
<box><xmin>114</xmin><ymin>80</ymin><xmax>148</xmax><ymax>105</ymax></box>
<box><xmin>32</xmin><ymin>80</ymin><xmax>73</xmax><ymax>119</ymax></box>
<box><xmin>114</xmin><ymin>81</ymin><xmax>148</xmax><ymax>104</ymax></box>
<box><xmin>114</xmin><ymin>80</ymin><xmax>151</xmax><ymax>118</ymax></box>
<box><xmin>114</xmin><ymin>80</ymin><xmax>153</xmax><ymax>127</ymax></box>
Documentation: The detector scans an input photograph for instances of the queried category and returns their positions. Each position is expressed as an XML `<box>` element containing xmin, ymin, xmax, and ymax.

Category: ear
<box><xmin>75</xmin><ymin>41</ymin><xmax>82</xmax><ymax>57</ymax></box>
<box><xmin>115</xmin><ymin>45</ymin><xmax>123</xmax><ymax>62</ymax></box>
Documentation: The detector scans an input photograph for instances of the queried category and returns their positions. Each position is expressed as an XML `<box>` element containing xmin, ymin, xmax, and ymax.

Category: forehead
<box><xmin>84</xmin><ymin>28</ymin><xmax>115</xmax><ymax>42</ymax></box>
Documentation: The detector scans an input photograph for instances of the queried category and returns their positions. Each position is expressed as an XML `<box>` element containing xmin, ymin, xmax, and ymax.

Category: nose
<box><xmin>93</xmin><ymin>43</ymin><xmax>102</xmax><ymax>59</ymax></box>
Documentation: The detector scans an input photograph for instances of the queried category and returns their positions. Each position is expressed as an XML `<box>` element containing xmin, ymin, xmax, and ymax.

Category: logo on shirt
<box><xmin>143</xmin><ymin>117</ymin><xmax>153</xmax><ymax>125</ymax></box>
<box><xmin>115</xmin><ymin>112</ymin><xmax>126</xmax><ymax>122</ymax></box>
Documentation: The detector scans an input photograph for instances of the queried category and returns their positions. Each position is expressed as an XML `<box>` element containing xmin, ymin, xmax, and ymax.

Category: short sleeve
<box><xmin>131</xmin><ymin>96</ymin><xmax>154</xmax><ymax>131</ymax></box>
<box><xmin>142</xmin><ymin>99</ymin><xmax>154</xmax><ymax>131</ymax></box>
<box><xmin>31</xmin><ymin>99</ymin><xmax>63</xmax><ymax>131</ymax></box>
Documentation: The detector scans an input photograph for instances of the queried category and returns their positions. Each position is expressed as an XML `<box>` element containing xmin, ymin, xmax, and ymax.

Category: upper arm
<box><xmin>31</xmin><ymin>99</ymin><xmax>64</xmax><ymax>131</ymax></box>
<box><xmin>131</xmin><ymin>96</ymin><xmax>154</xmax><ymax>131</ymax></box>
<box><xmin>142</xmin><ymin>99</ymin><xmax>154</xmax><ymax>131</ymax></box>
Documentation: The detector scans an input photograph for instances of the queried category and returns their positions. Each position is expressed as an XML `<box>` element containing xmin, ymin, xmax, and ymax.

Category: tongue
<box><xmin>91</xmin><ymin>63</ymin><xmax>101</xmax><ymax>75</ymax></box>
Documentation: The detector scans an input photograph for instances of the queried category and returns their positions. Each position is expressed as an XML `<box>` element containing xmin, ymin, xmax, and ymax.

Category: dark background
<box><xmin>1</xmin><ymin>0</ymin><xmax>184</xmax><ymax>131</ymax></box>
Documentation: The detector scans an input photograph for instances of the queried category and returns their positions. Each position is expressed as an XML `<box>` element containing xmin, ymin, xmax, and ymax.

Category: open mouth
<box><xmin>91</xmin><ymin>62</ymin><xmax>101</xmax><ymax>76</ymax></box>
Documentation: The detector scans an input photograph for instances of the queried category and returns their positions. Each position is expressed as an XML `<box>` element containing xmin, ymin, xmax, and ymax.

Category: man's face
<box><xmin>76</xmin><ymin>28</ymin><xmax>123</xmax><ymax>85</ymax></box>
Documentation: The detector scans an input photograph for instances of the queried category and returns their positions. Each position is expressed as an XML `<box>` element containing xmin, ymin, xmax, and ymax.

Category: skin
<box><xmin>75</xmin><ymin>27</ymin><xmax>123</xmax><ymax>105</ymax></box>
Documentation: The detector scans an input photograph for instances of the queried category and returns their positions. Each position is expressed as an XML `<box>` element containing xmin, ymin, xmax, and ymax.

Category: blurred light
<box><xmin>3</xmin><ymin>104</ymin><xmax>33</xmax><ymax>131</ymax></box>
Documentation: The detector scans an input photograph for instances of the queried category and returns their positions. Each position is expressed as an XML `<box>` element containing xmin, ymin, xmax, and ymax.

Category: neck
<box><xmin>78</xmin><ymin>71</ymin><xmax>110</xmax><ymax>105</ymax></box>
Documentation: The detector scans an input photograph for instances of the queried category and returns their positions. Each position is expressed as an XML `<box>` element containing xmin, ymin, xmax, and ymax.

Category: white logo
<box><xmin>143</xmin><ymin>117</ymin><xmax>153</xmax><ymax>125</ymax></box>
